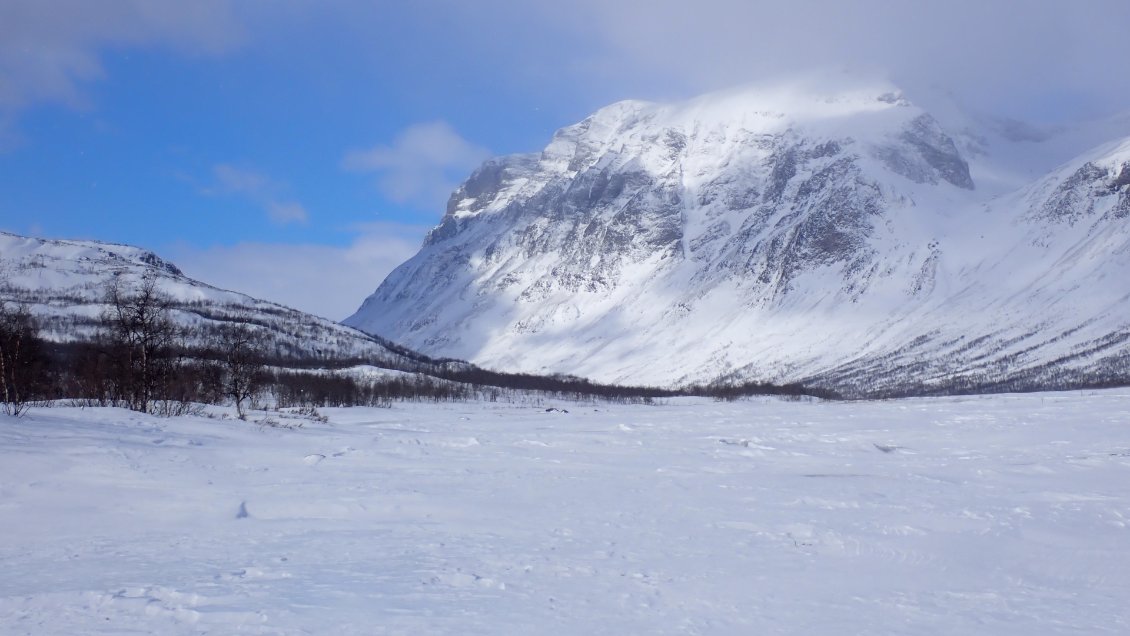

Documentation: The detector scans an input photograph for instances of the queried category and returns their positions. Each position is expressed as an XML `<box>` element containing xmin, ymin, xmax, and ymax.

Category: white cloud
<box><xmin>4</xmin><ymin>1</ymin><xmax>1128</xmax><ymax>140</ymax></box>
<box><xmin>213</xmin><ymin>164</ymin><xmax>269</xmax><ymax>194</ymax></box>
<box><xmin>167</xmin><ymin>222</ymin><xmax>428</xmax><ymax>322</ymax></box>
<box><xmin>343</xmin><ymin>121</ymin><xmax>490</xmax><ymax>211</ymax></box>
<box><xmin>531</xmin><ymin>0</ymin><xmax>1130</xmax><ymax>123</ymax></box>
<box><xmin>0</xmin><ymin>0</ymin><xmax>244</xmax><ymax>140</ymax></box>
<box><xmin>209</xmin><ymin>164</ymin><xmax>308</xmax><ymax>225</ymax></box>
<box><xmin>266</xmin><ymin>202</ymin><xmax>308</xmax><ymax>225</ymax></box>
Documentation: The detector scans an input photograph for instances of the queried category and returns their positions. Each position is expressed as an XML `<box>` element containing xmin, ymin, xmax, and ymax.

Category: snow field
<box><xmin>2</xmin><ymin>392</ymin><xmax>1129</xmax><ymax>634</ymax></box>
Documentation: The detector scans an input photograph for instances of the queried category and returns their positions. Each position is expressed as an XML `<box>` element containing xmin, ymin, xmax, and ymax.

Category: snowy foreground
<box><xmin>2</xmin><ymin>393</ymin><xmax>1129</xmax><ymax>635</ymax></box>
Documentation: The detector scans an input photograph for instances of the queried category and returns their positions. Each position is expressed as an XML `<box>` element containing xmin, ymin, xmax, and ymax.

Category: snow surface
<box><xmin>3</xmin><ymin>393</ymin><xmax>1129</xmax><ymax>634</ymax></box>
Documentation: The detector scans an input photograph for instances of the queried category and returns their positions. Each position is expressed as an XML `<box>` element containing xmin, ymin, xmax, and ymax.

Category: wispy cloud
<box><xmin>212</xmin><ymin>164</ymin><xmax>268</xmax><ymax>194</ymax></box>
<box><xmin>535</xmin><ymin>0</ymin><xmax>1130</xmax><ymax>123</ymax></box>
<box><xmin>209</xmin><ymin>164</ymin><xmax>308</xmax><ymax>225</ymax></box>
<box><xmin>167</xmin><ymin>222</ymin><xmax>427</xmax><ymax>321</ymax></box>
<box><xmin>265</xmin><ymin>202</ymin><xmax>308</xmax><ymax>225</ymax></box>
<box><xmin>0</xmin><ymin>0</ymin><xmax>244</xmax><ymax>143</ymax></box>
<box><xmin>343</xmin><ymin>121</ymin><xmax>490</xmax><ymax>212</ymax></box>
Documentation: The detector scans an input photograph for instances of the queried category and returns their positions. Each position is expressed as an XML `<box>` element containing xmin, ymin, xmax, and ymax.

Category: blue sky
<box><xmin>2</xmin><ymin>1</ymin><xmax>1129</xmax><ymax>319</ymax></box>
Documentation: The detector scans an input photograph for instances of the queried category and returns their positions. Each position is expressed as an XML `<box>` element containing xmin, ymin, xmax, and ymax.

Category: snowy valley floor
<box><xmin>2</xmin><ymin>392</ymin><xmax>1129</xmax><ymax>635</ymax></box>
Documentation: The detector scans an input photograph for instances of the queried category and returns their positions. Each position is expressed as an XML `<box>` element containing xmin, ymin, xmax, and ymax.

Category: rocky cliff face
<box><xmin>346</xmin><ymin>82</ymin><xmax>1130</xmax><ymax>396</ymax></box>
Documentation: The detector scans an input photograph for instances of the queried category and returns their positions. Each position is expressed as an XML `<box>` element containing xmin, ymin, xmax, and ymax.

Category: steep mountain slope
<box><xmin>0</xmin><ymin>232</ymin><xmax>446</xmax><ymax>371</ymax></box>
<box><xmin>795</xmin><ymin>137</ymin><xmax>1130</xmax><ymax>395</ymax></box>
<box><xmin>346</xmin><ymin>82</ymin><xmax>1130</xmax><ymax>395</ymax></box>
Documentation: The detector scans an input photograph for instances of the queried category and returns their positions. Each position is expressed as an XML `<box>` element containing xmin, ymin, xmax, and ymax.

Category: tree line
<box><xmin>1</xmin><ymin>275</ymin><xmax>833</xmax><ymax>417</ymax></box>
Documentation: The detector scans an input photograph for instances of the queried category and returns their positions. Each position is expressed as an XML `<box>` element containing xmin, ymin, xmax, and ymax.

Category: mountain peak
<box><xmin>345</xmin><ymin>86</ymin><xmax>1130</xmax><ymax>397</ymax></box>
<box><xmin>570</xmin><ymin>77</ymin><xmax>919</xmax><ymax>142</ymax></box>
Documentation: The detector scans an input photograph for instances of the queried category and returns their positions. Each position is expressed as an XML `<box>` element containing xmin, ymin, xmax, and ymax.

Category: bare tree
<box><xmin>217</xmin><ymin>320</ymin><xmax>265</xmax><ymax>419</ymax></box>
<box><xmin>101</xmin><ymin>275</ymin><xmax>184</xmax><ymax>413</ymax></box>
<box><xmin>0</xmin><ymin>301</ymin><xmax>44</xmax><ymax>416</ymax></box>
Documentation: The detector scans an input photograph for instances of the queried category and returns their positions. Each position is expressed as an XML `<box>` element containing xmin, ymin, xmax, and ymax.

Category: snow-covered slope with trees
<box><xmin>0</xmin><ymin>231</ymin><xmax>439</xmax><ymax>370</ymax></box>
<box><xmin>346</xmin><ymin>80</ymin><xmax>1130</xmax><ymax>396</ymax></box>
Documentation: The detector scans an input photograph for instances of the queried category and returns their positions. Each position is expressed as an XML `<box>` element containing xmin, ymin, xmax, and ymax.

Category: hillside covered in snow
<box><xmin>2</xmin><ymin>231</ymin><xmax>797</xmax><ymax>408</ymax></box>
<box><xmin>0</xmin><ymin>231</ymin><xmax>442</xmax><ymax>371</ymax></box>
<box><xmin>346</xmin><ymin>80</ymin><xmax>1130</xmax><ymax>396</ymax></box>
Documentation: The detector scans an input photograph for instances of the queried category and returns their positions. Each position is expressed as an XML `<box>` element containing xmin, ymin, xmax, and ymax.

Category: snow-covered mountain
<box><xmin>346</xmin><ymin>80</ymin><xmax>1130</xmax><ymax>396</ymax></box>
<box><xmin>0</xmin><ymin>231</ymin><xmax>446</xmax><ymax>371</ymax></box>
